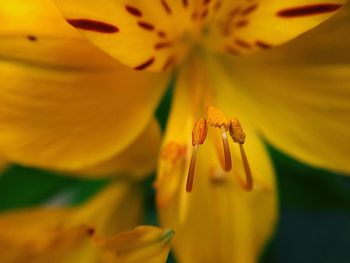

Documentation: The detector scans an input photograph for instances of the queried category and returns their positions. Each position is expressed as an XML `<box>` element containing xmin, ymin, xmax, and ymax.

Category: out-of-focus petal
<box><xmin>53</xmin><ymin>0</ymin><xmax>196</xmax><ymax>71</ymax></box>
<box><xmin>0</xmin><ymin>0</ymin><xmax>169</xmax><ymax>170</ymax></box>
<box><xmin>0</xmin><ymin>181</ymin><xmax>173</xmax><ymax>262</ymax></box>
<box><xmin>80</xmin><ymin>119</ymin><xmax>162</xmax><ymax>179</ymax></box>
<box><xmin>209</xmin><ymin>0</ymin><xmax>346</xmax><ymax>55</ymax></box>
<box><xmin>216</xmin><ymin>4</ymin><xmax>350</xmax><ymax>174</ymax></box>
<box><xmin>98</xmin><ymin>226</ymin><xmax>173</xmax><ymax>263</ymax></box>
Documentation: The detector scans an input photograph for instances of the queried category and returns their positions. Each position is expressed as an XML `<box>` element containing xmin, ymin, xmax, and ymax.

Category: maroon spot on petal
<box><xmin>138</xmin><ymin>21</ymin><xmax>155</xmax><ymax>31</ymax></box>
<box><xmin>201</xmin><ymin>9</ymin><xmax>209</xmax><ymax>19</ymax></box>
<box><xmin>161</xmin><ymin>0</ymin><xmax>172</xmax><ymax>15</ymax></box>
<box><xmin>192</xmin><ymin>11</ymin><xmax>198</xmax><ymax>20</ymax></box>
<box><xmin>162</xmin><ymin>56</ymin><xmax>176</xmax><ymax>71</ymax></box>
<box><xmin>27</xmin><ymin>35</ymin><xmax>38</xmax><ymax>42</ymax></box>
<box><xmin>214</xmin><ymin>1</ymin><xmax>222</xmax><ymax>11</ymax></box>
<box><xmin>241</xmin><ymin>3</ymin><xmax>258</xmax><ymax>15</ymax></box>
<box><xmin>235</xmin><ymin>38</ymin><xmax>251</xmax><ymax>49</ymax></box>
<box><xmin>203</xmin><ymin>0</ymin><xmax>211</xmax><ymax>5</ymax></box>
<box><xmin>158</xmin><ymin>31</ymin><xmax>167</xmax><ymax>38</ymax></box>
<box><xmin>155</xmin><ymin>41</ymin><xmax>173</xmax><ymax>49</ymax></box>
<box><xmin>228</xmin><ymin>7</ymin><xmax>240</xmax><ymax>18</ymax></box>
<box><xmin>182</xmin><ymin>0</ymin><xmax>188</xmax><ymax>7</ymax></box>
<box><xmin>66</xmin><ymin>18</ymin><xmax>119</xmax><ymax>33</ymax></box>
<box><xmin>86</xmin><ymin>228</ymin><xmax>95</xmax><ymax>236</ymax></box>
<box><xmin>134</xmin><ymin>57</ymin><xmax>155</xmax><ymax>70</ymax></box>
<box><xmin>256</xmin><ymin>40</ymin><xmax>273</xmax><ymax>49</ymax></box>
<box><xmin>236</xmin><ymin>20</ymin><xmax>249</xmax><ymax>28</ymax></box>
<box><xmin>125</xmin><ymin>5</ymin><xmax>143</xmax><ymax>17</ymax></box>
<box><xmin>225</xmin><ymin>46</ymin><xmax>240</xmax><ymax>55</ymax></box>
<box><xmin>277</xmin><ymin>3</ymin><xmax>342</xmax><ymax>17</ymax></box>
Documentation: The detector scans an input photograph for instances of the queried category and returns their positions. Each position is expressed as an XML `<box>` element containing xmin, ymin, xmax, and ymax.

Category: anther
<box><xmin>187</xmin><ymin>119</ymin><xmax>208</xmax><ymax>192</ymax></box>
<box><xmin>229</xmin><ymin>118</ymin><xmax>246</xmax><ymax>144</ymax></box>
<box><xmin>192</xmin><ymin>118</ymin><xmax>208</xmax><ymax>146</ymax></box>
<box><xmin>206</xmin><ymin>106</ymin><xmax>230</xmax><ymax>130</ymax></box>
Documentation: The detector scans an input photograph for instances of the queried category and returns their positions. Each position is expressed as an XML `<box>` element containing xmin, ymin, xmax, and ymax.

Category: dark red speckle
<box><xmin>27</xmin><ymin>35</ymin><xmax>38</xmax><ymax>42</ymax></box>
<box><xmin>242</xmin><ymin>4</ymin><xmax>258</xmax><ymax>15</ymax></box>
<box><xmin>134</xmin><ymin>57</ymin><xmax>155</xmax><ymax>70</ymax></box>
<box><xmin>66</xmin><ymin>19</ymin><xmax>119</xmax><ymax>33</ymax></box>
<box><xmin>125</xmin><ymin>5</ymin><xmax>143</xmax><ymax>17</ymax></box>
<box><xmin>277</xmin><ymin>3</ymin><xmax>342</xmax><ymax>17</ymax></box>
<box><xmin>256</xmin><ymin>40</ymin><xmax>273</xmax><ymax>49</ymax></box>
<box><xmin>86</xmin><ymin>228</ymin><xmax>95</xmax><ymax>236</ymax></box>
<box><xmin>161</xmin><ymin>0</ymin><xmax>172</xmax><ymax>14</ymax></box>
<box><xmin>138</xmin><ymin>21</ymin><xmax>155</xmax><ymax>31</ymax></box>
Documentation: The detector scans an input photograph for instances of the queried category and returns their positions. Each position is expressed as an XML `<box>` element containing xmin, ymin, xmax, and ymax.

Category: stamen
<box><xmin>221</xmin><ymin>128</ymin><xmax>232</xmax><ymax>171</ymax></box>
<box><xmin>187</xmin><ymin>119</ymin><xmax>208</xmax><ymax>193</ymax></box>
<box><xmin>186</xmin><ymin>145</ymin><xmax>198</xmax><ymax>192</ymax></box>
<box><xmin>238</xmin><ymin>144</ymin><xmax>253</xmax><ymax>191</ymax></box>
<box><xmin>228</xmin><ymin>118</ymin><xmax>253</xmax><ymax>191</ymax></box>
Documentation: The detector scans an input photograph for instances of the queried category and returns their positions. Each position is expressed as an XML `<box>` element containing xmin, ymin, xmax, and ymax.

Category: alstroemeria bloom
<box><xmin>0</xmin><ymin>182</ymin><xmax>173</xmax><ymax>263</ymax></box>
<box><xmin>1</xmin><ymin>0</ymin><xmax>349</xmax><ymax>262</ymax></box>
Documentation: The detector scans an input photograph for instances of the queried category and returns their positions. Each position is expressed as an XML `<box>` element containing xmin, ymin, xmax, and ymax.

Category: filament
<box><xmin>186</xmin><ymin>145</ymin><xmax>198</xmax><ymax>192</ymax></box>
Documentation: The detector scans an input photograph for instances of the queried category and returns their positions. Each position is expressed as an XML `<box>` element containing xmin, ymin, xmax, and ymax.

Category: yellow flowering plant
<box><xmin>0</xmin><ymin>0</ymin><xmax>349</xmax><ymax>262</ymax></box>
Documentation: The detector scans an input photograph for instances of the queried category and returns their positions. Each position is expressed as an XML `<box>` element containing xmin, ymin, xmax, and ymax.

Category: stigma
<box><xmin>186</xmin><ymin>106</ymin><xmax>253</xmax><ymax>192</ymax></box>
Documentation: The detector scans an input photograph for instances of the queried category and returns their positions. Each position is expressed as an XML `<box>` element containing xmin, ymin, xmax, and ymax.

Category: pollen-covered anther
<box><xmin>192</xmin><ymin>118</ymin><xmax>208</xmax><ymax>146</ymax></box>
<box><xmin>229</xmin><ymin>118</ymin><xmax>246</xmax><ymax>144</ymax></box>
<box><xmin>206</xmin><ymin>106</ymin><xmax>230</xmax><ymax>130</ymax></box>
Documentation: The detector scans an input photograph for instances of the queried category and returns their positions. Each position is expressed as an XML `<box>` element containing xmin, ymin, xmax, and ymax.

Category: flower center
<box><xmin>187</xmin><ymin>105</ymin><xmax>253</xmax><ymax>193</ymax></box>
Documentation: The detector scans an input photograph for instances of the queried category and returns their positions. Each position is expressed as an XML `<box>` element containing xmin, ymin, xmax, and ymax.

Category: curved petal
<box><xmin>98</xmin><ymin>226</ymin><xmax>173</xmax><ymax>263</ymax></box>
<box><xmin>0</xmin><ymin>182</ymin><xmax>173</xmax><ymax>263</ymax></box>
<box><xmin>156</xmin><ymin>62</ymin><xmax>277</xmax><ymax>263</ymax></box>
<box><xmin>78</xmin><ymin>119</ymin><xmax>162</xmax><ymax>179</ymax></box>
<box><xmin>216</xmin><ymin>3</ymin><xmax>350</xmax><ymax>174</ymax></box>
<box><xmin>0</xmin><ymin>0</ymin><xmax>169</xmax><ymax>170</ymax></box>
<box><xmin>53</xmin><ymin>0</ymin><xmax>197</xmax><ymax>71</ymax></box>
<box><xmin>208</xmin><ymin>0</ymin><xmax>347</xmax><ymax>55</ymax></box>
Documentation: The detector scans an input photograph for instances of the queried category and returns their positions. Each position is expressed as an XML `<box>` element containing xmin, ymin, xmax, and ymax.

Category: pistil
<box><xmin>206</xmin><ymin>106</ymin><xmax>232</xmax><ymax>172</ymax></box>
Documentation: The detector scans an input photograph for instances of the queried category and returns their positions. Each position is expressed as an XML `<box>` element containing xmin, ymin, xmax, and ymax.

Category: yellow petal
<box><xmin>215</xmin><ymin>4</ymin><xmax>350</xmax><ymax>174</ymax></box>
<box><xmin>97</xmin><ymin>226</ymin><xmax>173</xmax><ymax>263</ymax></box>
<box><xmin>0</xmin><ymin>0</ymin><xmax>169</xmax><ymax>170</ymax></box>
<box><xmin>70</xmin><ymin>182</ymin><xmax>144</xmax><ymax>238</ymax></box>
<box><xmin>0</xmin><ymin>182</ymin><xmax>142</xmax><ymax>243</ymax></box>
<box><xmin>156</xmin><ymin>60</ymin><xmax>277</xmax><ymax>262</ymax></box>
<box><xmin>207</xmin><ymin>0</ymin><xmax>346</xmax><ymax>55</ymax></box>
<box><xmin>53</xmin><ymin>0</ymin><xmax>197</xmax><ymax>71</ymax></box>
<box><xmin>79</xmin><ymin>119</ymin><xmax>162</xmax><ymax>179</ymax></box>
<box><xmin>0</xmin><ymin>181</ymin><xmax>168</xmax><ymax>263</ymax></box>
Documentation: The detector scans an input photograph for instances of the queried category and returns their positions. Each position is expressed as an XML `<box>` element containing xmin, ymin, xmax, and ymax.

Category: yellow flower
<box><xmin>0</xmin><ymin>0</ymin><xmax>349</xmax><ymax>262</ymax></box>
<box><xmin>0</xmin><ymin>181</ymin><xmax>173</xmax><ymax>263</ymax></box>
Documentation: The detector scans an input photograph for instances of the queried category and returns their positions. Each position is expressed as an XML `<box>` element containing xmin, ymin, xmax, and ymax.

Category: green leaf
<box><xmin>267</xmin><ymin>144</ymin><xmax>350</xmax><ymax>212</ymax></box>
<box><xmin>0</xmin><ymin>164</ymin><xmax>108</xmax><ymax>211</ymax></box>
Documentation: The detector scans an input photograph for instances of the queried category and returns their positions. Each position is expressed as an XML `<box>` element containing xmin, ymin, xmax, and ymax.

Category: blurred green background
<box><xmin>0</xmin><ymin>86</ymin><xmax>349</xmax><ymax>263</ymax></box>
